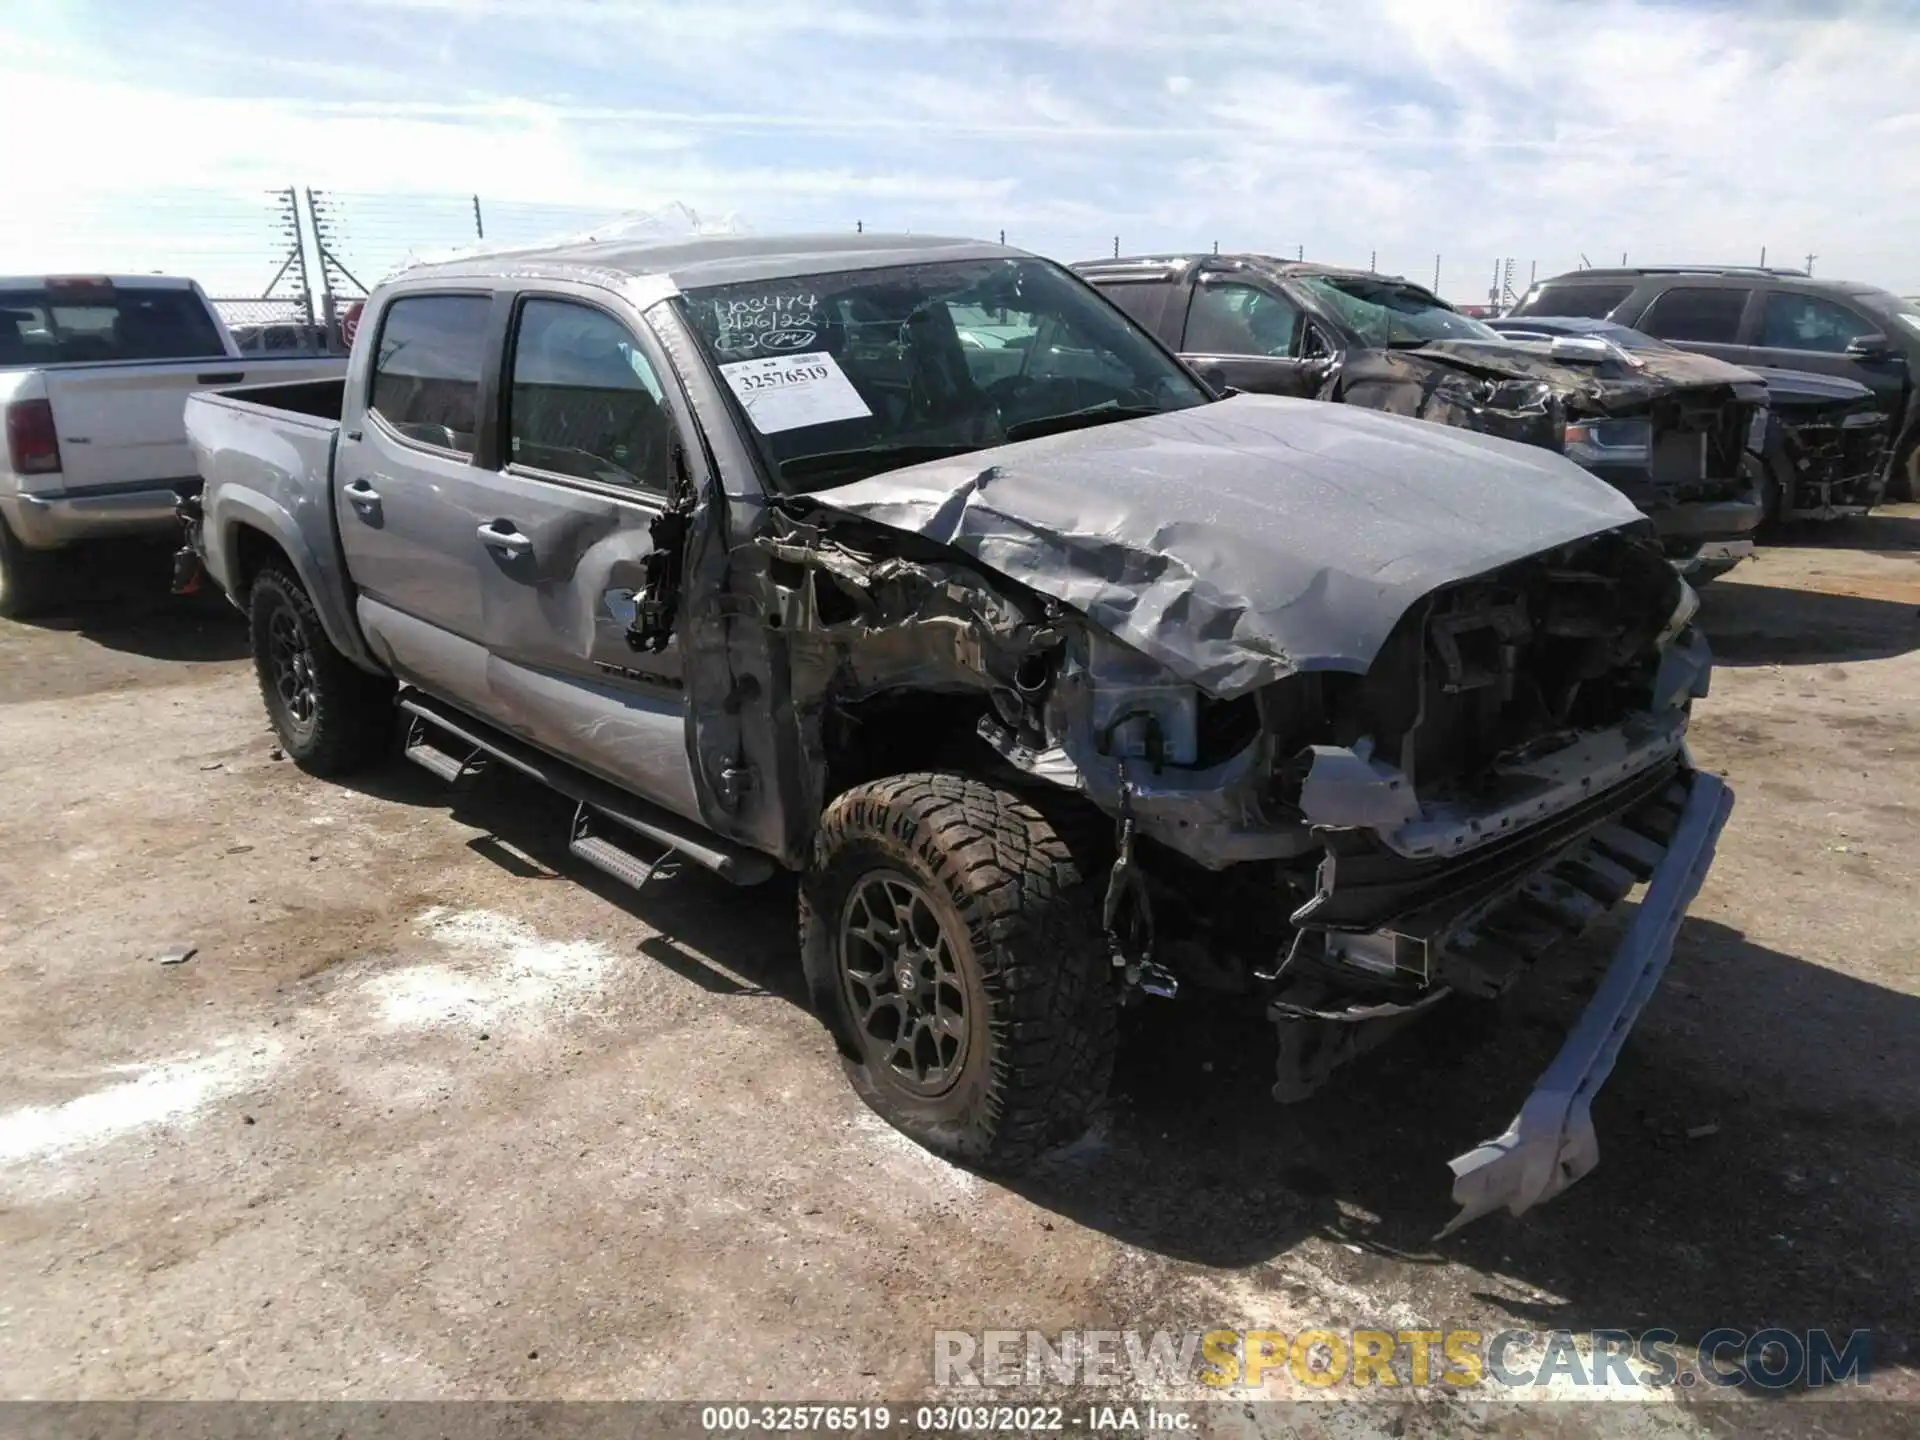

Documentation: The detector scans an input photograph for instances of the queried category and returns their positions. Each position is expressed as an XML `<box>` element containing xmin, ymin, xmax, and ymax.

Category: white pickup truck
<box><xmin>0</xmin><ymin>274</ymin><xmax>345</xmax><ymax>615</ymax></box>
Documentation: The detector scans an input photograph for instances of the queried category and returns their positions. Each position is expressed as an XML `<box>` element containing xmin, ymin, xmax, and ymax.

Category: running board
<box><xmin>394</xmin><ymin>689</ymin><xmax>777</xmax><ymax>886</ymax></box>
<box><xmin>402</xmin><ymin>715</ymin><xmax>489</xmax><ymax>788</ymax></box>
<box><xmin>569</xmin><ymin>802</ymin><xmax>679</xmax><ymax>892</ymax></box>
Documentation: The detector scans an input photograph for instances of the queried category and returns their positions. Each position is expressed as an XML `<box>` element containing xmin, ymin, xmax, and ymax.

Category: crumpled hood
<box><xmin>804</xmin><ymin>394</ymin><xmax>1648</xmax><ymax>699</ymax></box>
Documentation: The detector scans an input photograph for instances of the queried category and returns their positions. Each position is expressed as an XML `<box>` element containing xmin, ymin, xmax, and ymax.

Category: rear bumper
<box><xmin>0</xmin><ymin>479</ymin><xmax>200</xmax><ymax>551</ymax></box>
<box><xmin>1442</xmin><ymin>768</ymin><xmax>1733</xmax><ymax>1234</ymax></box>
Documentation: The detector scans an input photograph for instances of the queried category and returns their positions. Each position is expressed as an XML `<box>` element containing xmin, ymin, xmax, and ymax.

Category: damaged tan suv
<box><xmin>181</xmin><ymin>234</ymin><xmax>1733</xmax><ymax>1230</ymax></box>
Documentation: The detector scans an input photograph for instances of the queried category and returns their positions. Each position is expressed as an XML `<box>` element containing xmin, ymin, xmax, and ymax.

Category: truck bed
<box><xmin>184</xmin><ymin>377</ymin><xmax>370</xmax><ymax>671</ymax></box>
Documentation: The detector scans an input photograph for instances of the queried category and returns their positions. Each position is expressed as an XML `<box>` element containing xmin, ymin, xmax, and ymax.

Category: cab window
<box><xmin>1185</xmin><ymin>282</ymin><xmax>1301</xmax><ymax>357</ymax></box>
<box><xmin>505</xmin><ymin>299</ymin><xmax>677</xmax><ymax>494</ymax></box>
<box><xmin>369</xmin><ymin>294</ymin><xmax>491</xmax><ymax>455</ymax></box>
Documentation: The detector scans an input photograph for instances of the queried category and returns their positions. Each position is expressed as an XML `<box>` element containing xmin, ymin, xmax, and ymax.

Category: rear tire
<box><xmin>0</xmin><ymin>516</ymin><xmax>57</xmax><ymax>619</ymax></box>
<box><xmin>248</xmin><ymin>565</ymin><xmax>392</xmax><ymax>775</ymax></box>
<box><xmin>799</xmin><ymin>773</ymin><xmax>1116</xmax><ymax>1172</ymax></box>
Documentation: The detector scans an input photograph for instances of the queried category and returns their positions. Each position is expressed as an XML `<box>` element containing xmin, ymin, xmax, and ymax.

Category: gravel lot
<box><xmin>1</xmin><ymin>516</ymin><xmax>1917</xmax><ymax>1429</ymax></box>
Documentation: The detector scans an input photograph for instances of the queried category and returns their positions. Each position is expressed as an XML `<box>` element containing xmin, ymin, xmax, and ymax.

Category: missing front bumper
<box><xmin>1440</xmin><ymin>769</ymin><xmax>1733</xmax><ymax>1235</ymax></box>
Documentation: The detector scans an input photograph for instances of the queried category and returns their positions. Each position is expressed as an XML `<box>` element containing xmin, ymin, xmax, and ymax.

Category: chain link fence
<box><xmin>11</xmin><ymin>186</ymin><xmax>1787</xmax><ymax>341</ymax></box>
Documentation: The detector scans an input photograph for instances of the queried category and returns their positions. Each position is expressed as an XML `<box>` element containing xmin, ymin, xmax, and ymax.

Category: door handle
<box><xmin>477</xmin><ymin>520</ymin><xmax>533</xmax><ymax>554</ymax></box>
<box><xmin>344</xmin><ymin>478</ymin><xmax>382</xmax><ymax>506</ymax></box>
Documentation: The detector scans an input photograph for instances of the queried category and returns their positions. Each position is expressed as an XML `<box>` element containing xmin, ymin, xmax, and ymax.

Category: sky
<box><xmin>1</xmin><ymin>0</ymin><xmax>1917</xmax><ymax>303</ymax></box>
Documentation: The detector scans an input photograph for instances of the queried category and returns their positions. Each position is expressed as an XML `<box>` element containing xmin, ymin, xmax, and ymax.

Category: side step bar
<box><xmin>403</xmin><ymin>714</ymin><xmax>489</xmax><ymax>788</ymax></box>
<box><xmin>395</xmin><ymin>689</ymin><xmax>777</xmax><ymax>887</ymax></box>
<box><xmin>569</xmin><ymin>802</ymin><xmax>679</xmax><ymax>892</ymax></box>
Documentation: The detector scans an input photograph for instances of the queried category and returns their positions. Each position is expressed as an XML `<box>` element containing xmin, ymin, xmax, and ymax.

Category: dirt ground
<box><xmin>1</xmin><ymin>516</ymin><xmax>1916</xmax><ymax>1432</ymax></box>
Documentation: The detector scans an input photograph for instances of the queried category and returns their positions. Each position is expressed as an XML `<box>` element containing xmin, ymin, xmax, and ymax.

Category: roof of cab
<box><xmin>392</xmin><ymin>232</ymin><xmax>1025</xmax><ymax>294</ymax></box>
<box><xmin>1075</xmin><ymin>252</ymin><xmax>1426</xmax><ymax>290</ymax></box>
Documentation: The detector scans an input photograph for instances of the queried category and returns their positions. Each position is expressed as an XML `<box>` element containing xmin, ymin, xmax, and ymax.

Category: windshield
<box><xmin>677</xmin><ymin>256</ymin><xmax>1210</xmax><ymax>491</ymax></box>
<box><xmin>1866</xmin><ymin>292</ymin><xmax>1920</xmax><ymax>339</ymax></box>
<box><xmin>1299</xmin><ymin>276</ymin><xmax>1502</xmax><ymax>347</ymax></box>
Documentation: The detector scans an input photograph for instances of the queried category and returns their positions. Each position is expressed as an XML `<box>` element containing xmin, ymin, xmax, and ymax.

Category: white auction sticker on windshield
<box><xmin>719</xmin><ymin>351</ymin><xmax>872</xmax><ymax>434</ymax></box>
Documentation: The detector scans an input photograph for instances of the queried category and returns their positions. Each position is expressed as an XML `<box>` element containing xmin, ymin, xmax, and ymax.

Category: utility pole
<box><xmin>472</xmin><ymin>195</ymin><xmax>485</xmax><ymax>239</ymax></box>
<box><xmin>1805</xmin><ymin>251</ymin><xmax>1816</xmax><ymax>275</ymax></box>
<box><xmin>1297</xmin><ymin>243</ymin><xmax>1303</xmax><ymax>261</ymax></box>
<box><xmin>1759</xmin><ymin>245</ymin><xmax>1766</xmax><ymax>267</ymax></box>
<box><xmin>1433</xmin><ymin>253</ymin><xmax>1441</xmax><ymax>292</ymax></box>
<box><xmin>1113</xmin><ymin>235</ymin><xmax>1120</xmax><ymax>258</ymax></box>
<box><xmin>1369</xmin><ymin>250</ymin><xmax>1376</xmax><ymax>272</ymax></box>
<box><xmin>999</xmin><ymin>229</ymin><xmax>1005</xmax><ymax>244</ymax></box>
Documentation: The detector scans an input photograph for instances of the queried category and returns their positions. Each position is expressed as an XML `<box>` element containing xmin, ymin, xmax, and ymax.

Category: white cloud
<box><xmin>0</xmin><ymin>0</ymin><xmax>1916</xmax><ymax>297</ymax></box>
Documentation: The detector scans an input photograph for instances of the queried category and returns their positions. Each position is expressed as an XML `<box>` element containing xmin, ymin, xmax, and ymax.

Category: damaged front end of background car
<box><xmin>684</xmin><ymin>396</ymin><xmax>1732</xmax><ymax>1230</ymax></box>
<box><xmin>1325</xmin><ymin>337</ymin><xmax>1771</xmax><ymax>581</ymax></box>
<box><xmin>1755</xmin><ymin>370</ymin><xmax>1893</xmax><ymax>520</ymax></box>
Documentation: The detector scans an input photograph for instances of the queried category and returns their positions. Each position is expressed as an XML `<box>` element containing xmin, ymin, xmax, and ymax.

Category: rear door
<box><xmin>334</xmin><ymin>289</ymin><xmax>498</xmax><ymax>713</ymax></box>
<box><xmin>1619</xmin><ymin>283</ymin><xmax>1755</xmax><ymax>367</ymax></box>
<box><xmin>468</xmin><ymin>289</ymin><xmax>700</xmax><ymax>821</ymax></box>
<box><xmin>1175</xmin><ymin>275</ymin><xmax>1327</xmax><ymax>397</ymax></box>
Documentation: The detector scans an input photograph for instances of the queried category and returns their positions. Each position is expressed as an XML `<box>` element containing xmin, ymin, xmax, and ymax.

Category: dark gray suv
<box><xmin>1509</xmin><ymin>266</ymin><xmax>1920</xmax><ymax>499</ymax></box>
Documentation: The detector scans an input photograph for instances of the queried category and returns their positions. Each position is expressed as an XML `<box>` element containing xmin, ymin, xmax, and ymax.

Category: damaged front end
<box><xmin>756</xmin><ymin>396</ymin><xmax>1730</xmax><ymax>1229</ymax></box>
<box><xmin>1759</xmin><ymin>372</ymin><xmax>1893</xmax><ymax>520</ymax></box>
<box><xmin>1327</xmin><ymin>341</ymin><xmax>1769</xmax><ymax>578</ymax></box>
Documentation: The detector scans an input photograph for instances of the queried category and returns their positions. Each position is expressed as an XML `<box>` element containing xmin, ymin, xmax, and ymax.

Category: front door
<box><xmin>334</xmin><ymin>290</ymin><xmax>497</xmax><ymax>713</ymax></box>
<box><xmin>470</xmin><ymin>292</ymin><xmax>700</xmax><ymax>821</ymax></box>
<box><xmin>1177</xmin><ymin>277</ymin><xmax>1329</xmax><ymax>397</ymax></box>
<box><xmin>1745</xmin><ymin>290</ymin><xmax>1909</xmax><ymax>414</ymax></box>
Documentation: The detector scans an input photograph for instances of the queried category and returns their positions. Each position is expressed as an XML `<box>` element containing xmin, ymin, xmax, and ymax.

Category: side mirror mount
<box><xmin>1845</xmin><ymin>332</ymin><xmax>1898</xmax><ymax>361</ymax></box>
<box><xmin>1199</xmin><ymin>364</ymin><xmax>1239</xmax><ymax>399</ymax></box>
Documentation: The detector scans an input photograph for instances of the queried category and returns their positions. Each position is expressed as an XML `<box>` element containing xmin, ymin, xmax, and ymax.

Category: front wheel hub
<box><xmin>839</xmin><ymin>870</ymin><xmax>971</xmax><ymax>1098</ymax></box>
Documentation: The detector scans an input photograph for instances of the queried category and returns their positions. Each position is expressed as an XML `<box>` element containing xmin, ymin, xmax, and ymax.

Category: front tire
<box><xmin>799</xmin><ymin>773</ymin><xmax>1116</xmax><ymax>1172</ymax></box>
<box><xmin>248</xmin><ymin>565</ymin><xmax>392</xmax><ymax>775</ymax></box>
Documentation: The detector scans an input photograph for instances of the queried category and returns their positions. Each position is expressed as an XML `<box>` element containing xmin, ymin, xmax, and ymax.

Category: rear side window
<box><xmin>1638</xmin><ymin>286</ymin><xmax>1749</xmax><ymax>343</ymax></box>
<box><xmin>1758</xmin><ymin>293</ymin><xmax>1878</xmax><ymax>353</ymax></box>
<box><xmin>0</xmin><ymin>285</ymin><xmax>226</xmax><ymax>365</ymax></box>
<box><xmin>1511</xmin><ymin>282</ymin><xmax>1632</xmax><ymax>319</ymax></box>
<box><xmin>506</xmin><ymin>298</ymin><xmax>676</xmax><ymax>493</ymax></box>
<box><xmin>369</xmin><ymin>295</ymin><xmax>491</xmax><ymax>454</ymax></box>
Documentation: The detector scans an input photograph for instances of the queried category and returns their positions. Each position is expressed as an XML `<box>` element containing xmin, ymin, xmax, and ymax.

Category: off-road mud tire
<box><xmin>249</xmin><ymin>565</ymin><xmax>392</xmax><ymax>776</ymax></box>
<box><xmin>799</xmin><ymin>772</ymin><xmax>1116</xmax><ymax>1172</ymax></box>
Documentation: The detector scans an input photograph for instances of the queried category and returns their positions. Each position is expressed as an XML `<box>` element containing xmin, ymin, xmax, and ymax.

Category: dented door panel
<box><xmin>463</xmin><ymin>462</ymin><xmax>700</xmax><ymax>819</ymax></box>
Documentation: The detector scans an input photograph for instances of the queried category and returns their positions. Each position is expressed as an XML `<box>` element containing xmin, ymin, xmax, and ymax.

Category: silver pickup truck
<box><xmin>184</xmin><ymin>234</ymin><xmax>1733</xmax><ymax>1229</ymax></box>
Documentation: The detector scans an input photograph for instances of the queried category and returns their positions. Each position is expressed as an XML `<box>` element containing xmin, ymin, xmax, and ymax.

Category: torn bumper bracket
<box><xmin>1440</xmin><ymin>770</ymin><xmax>1734</xmax><ymax>1236</ymax></box>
